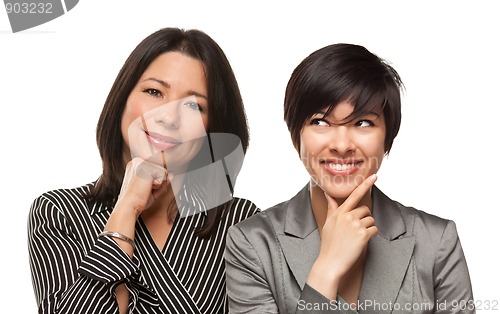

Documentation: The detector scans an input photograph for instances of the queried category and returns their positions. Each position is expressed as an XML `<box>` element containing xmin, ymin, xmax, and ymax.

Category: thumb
<box><xmin>324</xmin><ymin>192</ymin><xmax>339</xmax><ymax>212</ymax></box>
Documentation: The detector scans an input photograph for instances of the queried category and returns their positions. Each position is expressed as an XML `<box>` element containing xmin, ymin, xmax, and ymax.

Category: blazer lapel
<box><xmin>276</xmin><ymin>184</ymin><xmax>416</xmax><ymax>309</ymax></box>
<box><xmin>359</xmin><ymin>186</ymin><xmax>416</xmax><ymax>312</ymax></box>
<box><xmin>277</xmin><ymin>184</ymin><xmax>320</xmax><ymax>289</ymax></box>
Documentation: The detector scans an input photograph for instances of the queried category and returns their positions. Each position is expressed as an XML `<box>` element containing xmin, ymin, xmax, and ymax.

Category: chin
<box><xmin>322</xmin><ymin>183</ymin><xmax>356</xmax><ymax>200</ymax></box>
<box><xmin>311</xmin><ymin>170</ymin><xmax>372</xmax><ymax>199</ymax></box>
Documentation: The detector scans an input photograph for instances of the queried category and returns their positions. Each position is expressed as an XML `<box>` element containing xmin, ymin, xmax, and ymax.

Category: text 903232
<box><xmin>5</xmin><ymin>2</ymin><xmax>53</xmax><ymax>14</ymax></box>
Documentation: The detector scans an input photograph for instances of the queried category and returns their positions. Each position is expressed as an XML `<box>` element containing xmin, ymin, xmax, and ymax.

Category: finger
<box><xmin>360</xmin><ymin>215</ymin><xmax>376</xmax><ymax>228</ymax></box>
<box><xmin>340</xmin><ymin>174</ymin><xmax>377</xmax><ymax>212</ymax></box>
<box><xmin>151</xmin><ymin>179</ymin><xmax>170</xmax><ymax>200</ymax></box>
<box><xmin>152</xmin><ymin>178</ymin><xmax>162</xmax><ymax>189</ymax></box>
<box><xmin>136</xmin><ymin>159</ymin><xmax>168</xmax><ymax>181</ymax></box>
<box><xmin>366</xmin><ymin>225</ymin><xmax>378</xmax><ymax>238</ymax></box>
<box><xmin>350</xmin><ymin>206</ymin><xmax>372</xmax><ymax>220</ymax></box>
<box><xmin>162</xmin><ymin>150</ymin><xmax>167</xmax><ymax>169</ymax></box>
<box><xmin>152</xmin><ymin>170</ymin><xmax>169</xmax><ymax>188</ymax></box>
<box><xmin>144</xmin><ymin>150</ymin><xmax>169</xmax><ymax>170</ymax></box>
<box><xmin>324</xmin><ymin>192</ymin><xmax>339</xmax><ymax>212</ymax></box>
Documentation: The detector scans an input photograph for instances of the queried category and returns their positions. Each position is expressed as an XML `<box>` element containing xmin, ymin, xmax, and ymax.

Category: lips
<box><xmin>145</xmin><ymin>131</ymin><xmax>181</xmax><ymax>150</ymax></box>
<box><xmin>321</xmin><ymin>159</ymin><xmax>364</xmax><ymax>176</ymax></box>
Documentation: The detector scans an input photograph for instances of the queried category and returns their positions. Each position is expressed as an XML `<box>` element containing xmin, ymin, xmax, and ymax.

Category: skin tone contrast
<box><xmin>302</xmin><ymin>101</ymin><xmax>385</xmax><ymax>306</ymax></box>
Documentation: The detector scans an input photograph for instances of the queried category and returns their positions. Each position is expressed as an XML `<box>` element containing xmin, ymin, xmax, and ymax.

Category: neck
<box><xmin>309</xmin><ymin>181</ymin><xmax>373</xmax><ymax>232</ymax></box>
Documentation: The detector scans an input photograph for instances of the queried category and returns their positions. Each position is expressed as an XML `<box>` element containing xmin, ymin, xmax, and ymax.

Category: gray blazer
<box><xmin>225</xmin><ymin>185</ymin><xmax>474</xmax><ymax>313</ymax></box>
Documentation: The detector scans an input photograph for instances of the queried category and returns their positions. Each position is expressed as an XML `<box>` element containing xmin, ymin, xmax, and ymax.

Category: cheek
<box><xmin>360</xmin><ymin>135</ymin><xmax>386</xmax><ymax>169</ymax></box>
<box><xmin>122</xmin><ymin>98</ymin><xmax>142</xmax><ymax>132</ymax></box>
<box><xmin>300</xmin><ymin>132</ymin><xmax>330</xmax><ymax>160</ymax></box>
<box><xmin>299</xmin><ymin>134</ymin><xmax>323</xmax><ymax>170</ymax></box>
<box><xmin>368</xmin><ymin>151</ymin><xmax>385</xmax><ymax>172</ymax></box>
<box><xmin>121</xmin><ymin>97</ymin><xmax>151</xmax><ymax>155</ymax></box>
<box><xmin>180</xmin><ymin>112</ymin><xmax>208</xmax><ymax>141</ymax></box>
<box><xmin>299</xmin><ymin>134</ymin><xmax>311</xmax><ymax>163</ymax></box>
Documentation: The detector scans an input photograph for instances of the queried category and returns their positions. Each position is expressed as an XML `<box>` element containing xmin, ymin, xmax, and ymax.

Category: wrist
<box><xmin>99</xmin><ymin>231</ymin><xmax>135</xmax><ymax>250</ymax></box>
<box><xmin>114</xmin><ymin>197</ymin><xmax>144</xmax><ymax>220</ymax></box>
<box><xmin>306</xmin><ymin>259</ymin><xmax>342</xmax><ymax>300</ymax></box>
<box><xmin>105</xmin><ymin>200</ymin><xmax>139</xmax><ymax>251</ymax></box>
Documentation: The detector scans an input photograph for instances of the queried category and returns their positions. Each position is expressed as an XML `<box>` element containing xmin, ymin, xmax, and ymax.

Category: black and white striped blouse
<box><xmin>28</xmin><ymin>181</ymin><xmax>259</xmax><ymax>313</ymax></box>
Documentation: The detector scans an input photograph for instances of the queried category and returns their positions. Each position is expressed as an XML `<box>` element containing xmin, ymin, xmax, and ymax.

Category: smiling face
<box><xmin>300</xmin><ymin>101</ymin><xmax>386</xmax><ymax>201</ymax></box>
<box><xmin>121</xmin><ymin>52</ymin><xmax>208</xmax><ymax>172</ymax></box>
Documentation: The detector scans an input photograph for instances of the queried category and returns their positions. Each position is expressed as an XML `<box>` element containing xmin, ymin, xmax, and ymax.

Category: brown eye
<box><xmin>355</xmin><ymin>120</ymin><xmax>374</xmax><ymax>127</ymax></box>
<box><xmin>310</xmin><ymin>118</ymin><xmax>329</xmax><ymax>126</ymax></box>
<box><xmin>143</xmin><ymin>88</ymin><xmax>163</xmax><ymax>98</ymax></box>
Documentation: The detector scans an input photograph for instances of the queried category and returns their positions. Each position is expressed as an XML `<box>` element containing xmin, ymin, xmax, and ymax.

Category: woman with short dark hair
<box><xmin>225</xmin><ymin>43</ymin><xmax>474</xmax><ymax>313</ymax></box>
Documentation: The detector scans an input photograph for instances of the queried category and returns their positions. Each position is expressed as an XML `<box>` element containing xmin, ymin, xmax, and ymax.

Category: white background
<box><xmin>1</xmin><ymin>1</ymin><xmax>499</xmax><ymax>312</ymax></box>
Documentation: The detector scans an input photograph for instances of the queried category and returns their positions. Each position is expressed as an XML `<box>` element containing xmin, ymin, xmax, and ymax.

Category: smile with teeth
<box><xmin>322</xmin><ymin>160</ymin><xmax>363</xmax><ymax>174</ymax></box>
<box><xmin>327</xmin><ymin>163</ymin><xmax>358</xmax><ymax>171</ymax></box>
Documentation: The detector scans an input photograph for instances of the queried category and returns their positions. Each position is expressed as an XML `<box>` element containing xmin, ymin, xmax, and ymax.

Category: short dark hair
<box><xmin>284</xmin><ymin>43</ymin><xmax>403</xmax><ymax>153</ymax></box>
<box><xmin>87</xmin><ymin>28</ymin><xmax>249</xmax><ymax>238</ymax></box>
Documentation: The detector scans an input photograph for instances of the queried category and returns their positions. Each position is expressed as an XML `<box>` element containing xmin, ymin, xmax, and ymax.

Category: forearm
<box><xmin>306</xmin><ymin>259</ymin><xmax>341</xmax><ymax>301</ymax></box>
<box><xmin>39</xmin><ymin>277</ymin><xmax>120</xmax><ymax>314</ymax></box>
<box><xmin>29</xmin><ymin>199</ymin><xmax>142</xmax><ymax>313</ymax></box>
<box><xmin>103</xmin><ymin>199</ymin><xmax>140</xmax><ymax>258</ymax></box>
<box><xmin>32</xmin><ymin>236</ymin><xmax>143</xmax><ymax>313</ymax></box>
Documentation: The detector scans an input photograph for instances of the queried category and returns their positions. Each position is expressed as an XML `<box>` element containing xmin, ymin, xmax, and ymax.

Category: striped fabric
<box><xmin>28</xmin><ymin>182</ymin><xmax>259</xmax><ymax>313</ymax></box>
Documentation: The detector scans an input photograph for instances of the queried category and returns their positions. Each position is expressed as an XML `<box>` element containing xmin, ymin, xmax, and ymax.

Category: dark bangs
<box><xmin>284</xmin><ymin>43</ymin><xmax>403</xmax><ymax>153</ymax></box>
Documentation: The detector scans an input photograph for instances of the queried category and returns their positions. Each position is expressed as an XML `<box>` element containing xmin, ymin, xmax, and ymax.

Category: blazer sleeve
<box><xmin>225</xmin><ymin>224</ymin><xmax>280</xmax><ymax>313</ymax></box>
<box><xmin>433</xmin><ymin>220</ymin><xmax>475</xmax><ymax>313</ymax></box>
<box><xmin>225</xmin><ymin>224</ymin><xmax>354</xmax><ymax>314</ymax></box>
<box><xmin>297</xmin><ymin>285</ymin><xmax>357</xmax><ymax>314</ymax></box>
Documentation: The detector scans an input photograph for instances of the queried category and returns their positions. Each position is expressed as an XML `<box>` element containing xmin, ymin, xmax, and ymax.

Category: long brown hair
<box><xmin>86</xmin><ymin>28</ymin><xmax>249</xmax><ymax>238</ymax></box>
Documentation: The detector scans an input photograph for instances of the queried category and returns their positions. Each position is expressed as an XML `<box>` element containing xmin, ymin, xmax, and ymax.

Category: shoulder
<box><xmin>224</xmin><ymin>197</ymin><xmax>261</xmax><ymax>225</ymax></box>
<box><xmin>397</xmin><ymin>201</ymin><xmax>453</xmax><ymax>238</ymax></box>
<box><xmin>385</xmin><ymin>195</ymin><xmax>467</xmax><ymax>274</ymax></box>
<box><xmin>407</xmin><ymin>205</ymin><xmax>461</xmax><ymax>253</ymax></box>
<box><xmin>29</xmin><ymin>182</ymin><xmax>95</xmax><ymax>216</ymax></box>
<box><xmin>374</xmin><ymin>186</ymin><xmax>451</xmax><ymax>235</ymax></box>
<box><xmin>225</xmin><ymin>198</ymin><xmax>292</xmax><ymax>270</ymax></box>
<box><xmin>228</xmin><ymin>197</ymin><xmax>289</xmax><ymax>238</ymax></box>
<box><xmin>380</xmin><ymin>191</ymin><xmax>459</xmax><ymax>247</ymax></box>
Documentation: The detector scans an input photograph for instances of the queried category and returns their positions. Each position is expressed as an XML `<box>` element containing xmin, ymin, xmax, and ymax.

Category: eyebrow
<box><xmin>364</xmin><ymin>111</ymin><xmax>381</xmax><ymax>118</ymax></box>
<box><xmin>142</xmin><ymin>77</ymin><xmax>208</xmax><ymax>100</ymax></box>
<box><xmin>316</xmin><ymin>110</ymin><xmax>381</xmax><ymax>119</ymax></box>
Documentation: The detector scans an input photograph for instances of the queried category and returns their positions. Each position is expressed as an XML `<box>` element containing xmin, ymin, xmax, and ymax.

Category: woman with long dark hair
<box><xmin>29</xmin><ymin>28</ymin><xmax>258</xmax><ymax>314</ymax></box>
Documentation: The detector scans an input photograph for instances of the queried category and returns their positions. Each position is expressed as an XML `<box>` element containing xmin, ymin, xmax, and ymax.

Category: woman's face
<box><xmin>299</xmin><ymin>101</ymin><xmax>386</xmax><ymax>200</ymax></box>
<box><xmin>121</xmin><ymin>52</ymin><xmax>209</xmax><ymax>172</ymax></box>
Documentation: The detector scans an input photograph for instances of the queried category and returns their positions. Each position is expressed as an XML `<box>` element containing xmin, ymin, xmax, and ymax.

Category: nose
<box><xmin>328</xmin><ymin>127</ymin><xmax>356</xmax><ymax>156</ymax></box>
<box><xmin>154</xmin><ymin>101</ymin><xmax>180</xmax><ymax>128</ymax></box>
